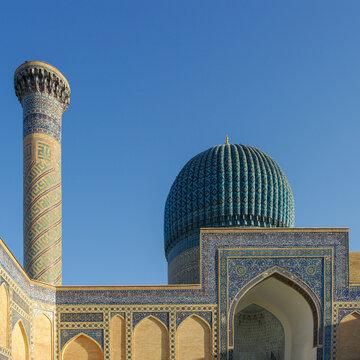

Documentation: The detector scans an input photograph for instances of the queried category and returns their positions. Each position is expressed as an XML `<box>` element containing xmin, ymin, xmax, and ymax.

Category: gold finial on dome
<box><xmin>225</xmin><ymin>135</ymin><xmax>230</xmax><ymax>145</ymax></box>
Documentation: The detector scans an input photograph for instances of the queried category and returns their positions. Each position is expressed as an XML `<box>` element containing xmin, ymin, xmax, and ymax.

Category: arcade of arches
<box><xmin>59</xmin><ymin>315</ymin><xmax>212</xmax><ymax>360</ymax></box>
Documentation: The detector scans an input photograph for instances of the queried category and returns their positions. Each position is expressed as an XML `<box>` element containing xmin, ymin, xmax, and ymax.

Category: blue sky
<box><xmin>0</xmin><ymin>1</ymin><xmax>359</xmax><ymax>285</ymax></box>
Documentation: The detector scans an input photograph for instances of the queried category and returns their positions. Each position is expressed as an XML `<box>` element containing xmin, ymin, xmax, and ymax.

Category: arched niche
<box><xmin>110</xmin><ymin>315</ymin><xmax>126</xmax><ymax>360</ymax></box>
<box><xmin>0</xmin><ymin>283</ymin><xmax>9</xmax><ymax>348</ymax></box>
<box><xmin>231</xmin><ymin>273</ymin><xmax>318</xmax><ymax>360</ymax></box>
<box><xmin>62</xmin><ymin>334</ymin><xmax>103</xmax><ymax>360</ymax></box>
<box><xmin>337</xmin><ymin>311</ymin><xmax>360</xmax><ymax>360</ymax></box>
<box><xmin>33</xmin><ymin>313</ymin><xmax>52</xmax><ymax>360</ymax></box>
<box><xmin>233</xmin><ymin>304</ymin><xmax>285</xmax><ymax>359</ymax></box>
<box><xmin>133</xmin><ymin>316</ymin><xmax>169</xmax><ymax>360</ymax></box>
<box><xmin>176</xmin><ymin>314</ymin><xmax>211</xmax><ymax>360</ymax></box>
<box><xmin>12</xmin><ymin>320</ymin><xmax>29</xmax><ymax>360</ymax></box>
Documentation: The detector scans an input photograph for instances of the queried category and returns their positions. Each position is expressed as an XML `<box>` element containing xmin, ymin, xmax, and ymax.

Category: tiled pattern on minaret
<box><xmin>14</xmin><ymin>62</ymin><xmax>70</xmax><ymax>285</ymax></box>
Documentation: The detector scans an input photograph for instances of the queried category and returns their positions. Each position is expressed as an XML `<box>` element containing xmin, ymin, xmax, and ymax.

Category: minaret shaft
<box><xmin>14</xmin><ymin>61</ymin><xmax>70</xmax><ymax>285</ymax></box>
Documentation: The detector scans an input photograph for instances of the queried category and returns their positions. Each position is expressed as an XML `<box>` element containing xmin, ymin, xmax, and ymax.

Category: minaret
<box><xmin>14</xmin><ymin>61</ymin><xmax>70</xmax><ymax>285</ymax></box>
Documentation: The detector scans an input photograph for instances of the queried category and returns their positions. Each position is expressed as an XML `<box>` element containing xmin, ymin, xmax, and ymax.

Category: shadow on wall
<box><xmin>336</xmin><ymin>312</ymin><xmax>360</xmax><ymax>360</ymax></box>
<box><xmin>222</xmin><ymin>314</ymin><xmax>360</xmax><ymax>360</ymax></box>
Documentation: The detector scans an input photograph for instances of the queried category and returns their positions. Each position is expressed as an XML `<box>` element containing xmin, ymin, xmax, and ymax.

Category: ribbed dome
<box><xmin>164</xmin><ymin>144</ymin><xmax>295</xmax><ymax>258</ymax></box>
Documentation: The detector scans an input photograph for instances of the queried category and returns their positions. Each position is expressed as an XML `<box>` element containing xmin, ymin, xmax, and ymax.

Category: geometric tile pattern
<box><xmin>12</xmin><ymin>291</ymin><xmax>30</xmax><ymax>314</ymax></box>
<box><xmin>176</xmin><ymin>311</ymin><xmax>212</xmax><ymax>328</ymax></box>
<box><xmin>60</xmin><ymin>312</ymin><xmax>104</xmax><ymax>322</ymax></box>
<box><xmin>22</xmin><ymin>132</ymin><xmax>62</xmax><ymax>285</ymax></box>
<box><xmin>132</xmin><ymin>312</ymin><xmax>169</xmax><ymax>329</ymax></box>
<box><xmin>60</xmin><ymin>328</ymin><xmax>104</xmax><ymax>350</ymax></box>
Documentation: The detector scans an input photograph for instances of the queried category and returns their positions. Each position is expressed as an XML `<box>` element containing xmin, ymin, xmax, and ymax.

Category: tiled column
<box><xmin>14</xmin><ymin>61</ymin><xmax>70</xmax><ymax>285</ymax></box>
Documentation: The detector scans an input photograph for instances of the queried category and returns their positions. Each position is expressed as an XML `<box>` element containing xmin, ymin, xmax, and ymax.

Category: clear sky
<box><xmin>0</xmin><ymin>1</ymin><xmax>359</xmax><ymax>285</ymax></box>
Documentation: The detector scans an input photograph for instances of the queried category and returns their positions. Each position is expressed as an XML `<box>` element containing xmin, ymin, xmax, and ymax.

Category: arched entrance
<box><xmin>232</xmin><ymin>274</ymin><xmax>319</xmax><ymax>360</ymax></box>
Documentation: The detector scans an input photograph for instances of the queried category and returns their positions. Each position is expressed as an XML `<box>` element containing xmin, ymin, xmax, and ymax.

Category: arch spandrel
<box><xmin>228</xmin><ymin>267</ymin><xmax>322</xmax><ymax>349</ymax></box>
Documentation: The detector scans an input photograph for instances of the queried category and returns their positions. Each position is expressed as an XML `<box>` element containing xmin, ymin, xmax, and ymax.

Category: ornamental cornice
<box><xmin>14</xmin><ymin>62</ymin><xmax>70</xmax><ymax>112</ymax></box>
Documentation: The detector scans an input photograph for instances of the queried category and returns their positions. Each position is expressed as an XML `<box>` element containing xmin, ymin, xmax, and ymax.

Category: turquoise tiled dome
<box><xmin>164</xmin><ymin>143</ymin><xmax>295</xmax><ymax>258</ymax></box>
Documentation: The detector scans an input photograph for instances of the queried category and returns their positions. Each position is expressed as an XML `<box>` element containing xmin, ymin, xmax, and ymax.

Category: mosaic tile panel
<box><xmin>22</xmin><ymin>94</ymin><xmax>62</xmax><ymax>142</ymax></box>
<box><xmin>60</xmin><ymin>328</ymin><xmax>104</xmax><ymax>350</ymax></box>
<box><xmin>22</xmin><ymin>132</ymin><xmax>62</xmax><ymax>285</ymax></box>
<box><xmin>12</xmin><ymin>291</ymin><xmax>30</xmax><ymax>313</ymax></box>
<box><xmin>110</xmin><ymin>312</ymin><xmax>125</xmax><ymax>319</ymax></box>
<box><xmin>60</xmin><ymin>312</ymin><xmax>103</xmax><ymax>322</ymax></box>
<box><xmin>176</xmin><ymin>311</ymin><xmax>212</xmax><ymax>328</ymax></box>
<box><xmin>132</xmin><ymin>312</ymin><xmax>169</xmax><ymax>328</ymax></box>
<box><xmin>228</xmin><ymin>257</ymin><xmax>324</xmax><ymax>304</ymax></box>
<box><xmin>0</xmin><ymin>247</ymin><xmax>31</xmax><ymax>296</ymax></box>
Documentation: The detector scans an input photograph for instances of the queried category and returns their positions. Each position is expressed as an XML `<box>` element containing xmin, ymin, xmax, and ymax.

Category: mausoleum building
<box><xmin>0</xmin><ymin>61</ymin><xmax>359</xmax><ymax>360</ymax></box>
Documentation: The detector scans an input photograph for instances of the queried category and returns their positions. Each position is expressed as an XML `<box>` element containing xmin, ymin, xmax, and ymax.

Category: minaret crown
<box><xmin>14</xmin><ymin>61</ymin><xmax>70</xmax><ymax>112</ymax></box>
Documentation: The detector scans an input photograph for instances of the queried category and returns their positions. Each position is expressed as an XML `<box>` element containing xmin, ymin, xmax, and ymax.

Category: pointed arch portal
<box><xmin>230</xmin><ymin>272</ymin><xmax>320</xmax><ymax>360</ymax></box>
